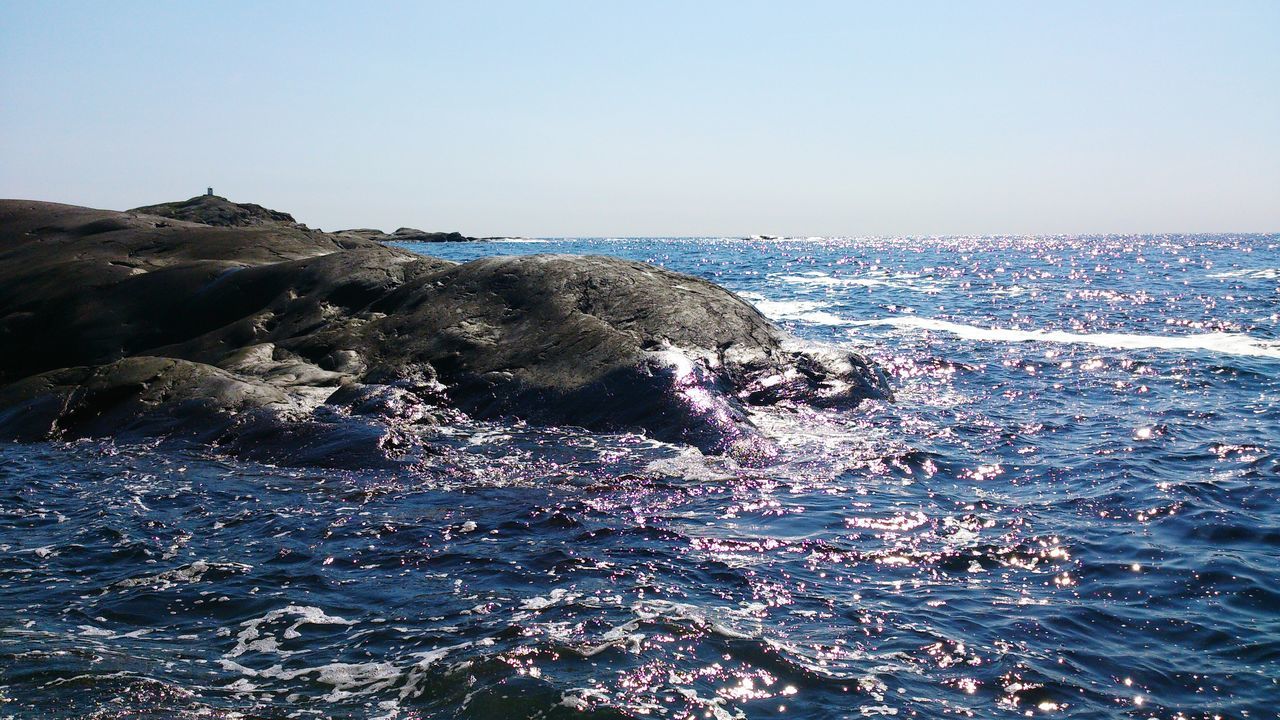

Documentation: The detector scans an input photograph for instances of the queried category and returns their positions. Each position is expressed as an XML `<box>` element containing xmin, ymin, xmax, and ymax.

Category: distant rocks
<box><xmin>0</xmin><ymin>196</ymin><xmax>892</xmax><ymax>466</ymax></box>
<box><xmin>129</xmin><ymin>195</ymin><xmax>477</xmax><ymax>243</ymax></box>
<box><xmin>334</xmin><ymin>227</ymin><xmax>477</xmax><ymax>243</ymax></box>
<box><xmin>393</xmin><ymin>227</ymin><xmax>474</xmax><ymax>243</ymax></box>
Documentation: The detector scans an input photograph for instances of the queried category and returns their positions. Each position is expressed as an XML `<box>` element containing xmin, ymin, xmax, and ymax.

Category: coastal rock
<box><xmin>330</xmin><ymin>228</ymin><xmax>388</xmax><ymax>243</ymax></box>
<box><xmin>0</xmin><ymin>198</ymin><xmax>892</xmax><ymax>463</ymax></box>
<box><xmin>391</xmin><ymin>228</ymin><xmax>474</xmax><ymax>243</ymax></box>
<box><xmin>332</xmin><ymin>227</ymin><xmax>477</xmax><ymax>243</ymax></box>
<box><xmin>0</xmin><ymin>356</ymin><xmax>291</xmax><ymax>440</ymax></box>
<box><xmin>0</xmin><ymin>352</ymin><xmax>431</xmax><ymax>468</ymax></box>
<box><xmin>355</xmin><ymin>253</ymin><xmax>890</xmax><ymax>457</ymax></box>
<box><xmin>131</xmin><ymin>194</ymin><xmax>305</xmax><ymax>229</ymax></box>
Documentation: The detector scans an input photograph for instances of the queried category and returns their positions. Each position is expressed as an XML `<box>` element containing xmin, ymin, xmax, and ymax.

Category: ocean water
<box><xmin>2</xmin><ymin>234</ymin><xmax>1278</xmax><ymax>719</ymax></box>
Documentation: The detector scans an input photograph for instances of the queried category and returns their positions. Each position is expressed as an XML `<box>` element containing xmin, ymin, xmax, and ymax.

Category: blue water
<box><xmin>2</xmin><ymin>235</ymin><xmax>1278</xmax><ymax>718</ymax></box>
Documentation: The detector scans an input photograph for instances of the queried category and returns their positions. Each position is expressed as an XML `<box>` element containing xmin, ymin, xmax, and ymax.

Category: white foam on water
<box><xmin>410</xmin><ymin>639</ymin><xmax>478</xmax><ymax>667</ymax></box>
<box><xmin>851</xmin><ymin>316</ymin><xmax>1280</xmax><ymax>359</ymax></box>
<box><xmin>560</xmin><ymin>687</ymin><xmax>611</xmax><ymax>711</ymax></box>
<box><xmin>776</xmin><ymin>270</ymin><xmax>946</xmax><ymax>294</ymax></box>
<box><xmin>227</xmin><ymin>605</ymin><xmax>357</xmax><ymax>658</ymax></box>
<box><xmin>311</xmin><ymin>662</ymin><xmax>401</xmax><ymax>702</ymax></box>
<box><xmin>643</xmin><ymin>447</ymin><xmax>738</xmax><ymax>483</ymax></box>
<box><xmin>986</xmin><ymin>284</ymin><xmax>1032</xmax><ymax>297</ymax></box>
<box><xmin>112</xmin><ymin>560</ymin><xmax>252</xmax><ymax>591</ymax></box>
<box><xmin>632</xmin><ymin>599</ymin><xmax>760</xmax><ymax>640</ymax></box>
<box><xmin>520</xmin><ymin>587</ymin><xmax>581</xmax><ymax>610</ymax></box>
<box><xmin>221</xmin><ymin>635</ymin><xmax>483</xmax><ymax>707</ymax></box>
<box><xmin>739</xmin><ymin>292</ymin><xmax>851</xmax><ymax>326</ymax></box>
<box><xmin>75</xmin><ymin>625</ymin><xmax>154</xmax><ymax>641</ymax></box>
<box><xmin>572</xmin><ymin>620</ymin><xmax>645</xmax><ymax>657</ymax></box>
<box><xmin>1207</xmin><ymin>267</ymin><xmax>1279</xmax><ymax>280</ymax></box>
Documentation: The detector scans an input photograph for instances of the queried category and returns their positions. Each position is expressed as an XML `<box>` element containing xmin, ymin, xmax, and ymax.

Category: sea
<box><xmin>1</xmin><ymin>234</ymin><xmax>1277</xmax><ymax>719</ymax></box>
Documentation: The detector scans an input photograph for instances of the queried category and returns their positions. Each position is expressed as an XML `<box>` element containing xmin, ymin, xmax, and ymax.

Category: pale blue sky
<box><xmin>2</xmin><ymin>1</ymin><xmax>1277</xmax><ymax>236</ymax></box>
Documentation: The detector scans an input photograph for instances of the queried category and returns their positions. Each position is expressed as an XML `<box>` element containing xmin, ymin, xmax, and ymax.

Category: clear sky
<box><xmin>2</xmin><ymin>1</ymin><xmax>1277</xmax><ymax>236</ymax></box>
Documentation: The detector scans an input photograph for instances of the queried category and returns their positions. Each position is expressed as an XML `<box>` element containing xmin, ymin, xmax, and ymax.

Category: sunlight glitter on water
<box><xmin>3</xmin><ymin>233</ymin><xmax>1278</xmax><ymax>718</ymax></box>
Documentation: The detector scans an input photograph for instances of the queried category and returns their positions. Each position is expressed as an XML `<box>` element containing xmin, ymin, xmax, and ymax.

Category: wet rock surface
<box><xmin>0</xmin><ymin>197</ymin><xmax>891</xmax><ymax>463</ymax></box>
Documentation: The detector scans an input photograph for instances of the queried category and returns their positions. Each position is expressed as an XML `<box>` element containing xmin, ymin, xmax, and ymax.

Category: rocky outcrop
<box><xmin>131</xmin><ymin>195</ymin><xmax>306</xmax><ymax>229</ymax></box>
<box><xmin>333</xmin><ymin>227</ymin><xmax>476</xmax><ymax>243</ymax></box>
<box><xmin>0</xmin><ymin>198</ymin><xmax>891</xmax><ymax>465</ymax></box>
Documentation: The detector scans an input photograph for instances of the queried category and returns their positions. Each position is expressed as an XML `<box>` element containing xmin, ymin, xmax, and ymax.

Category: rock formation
<box><xmin>131</xmin><ymin>194</ymin><xmax>307</xmax><ymax>229</ymax></box>
<box><xmin>0</xmin><ymin>196</ymin><xmax>891</xmax><ymax>466</ymax></box>
<box><xmin>333</xmin><ymin>227</ymin><xmax>476</xmax><ymax>243</ymax></box>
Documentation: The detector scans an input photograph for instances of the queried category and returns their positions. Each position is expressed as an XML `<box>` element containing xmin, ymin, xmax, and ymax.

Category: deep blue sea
<box><xmin>2</xmin><ymin>235</ymin><xmax>1278</xmax><ymax>719</ymax></box>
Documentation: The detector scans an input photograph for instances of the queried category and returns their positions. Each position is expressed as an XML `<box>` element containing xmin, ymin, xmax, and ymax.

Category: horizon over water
<box><xmin>2</xmin><ymin>233</ymin><xmax>1277</xmax><ymax>718</ymax></box>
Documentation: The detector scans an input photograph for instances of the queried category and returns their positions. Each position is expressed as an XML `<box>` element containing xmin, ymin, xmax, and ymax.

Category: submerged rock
<box><xmin>0</xmin><ymin>197</ymin><xmax>891</xmax><ymax>464</ymax></box>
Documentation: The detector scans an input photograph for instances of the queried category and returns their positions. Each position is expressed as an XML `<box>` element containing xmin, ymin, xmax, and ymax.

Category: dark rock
<box><xmin>0</xmin><ymin>356</ymin><xmax>290</xmax><ymax>441</ymax></box>
<box><xmin>0</xmin><ymin>354</ymin><xmax>431</xmax><ymax>469</ymax></box>
<box><xmin>0</xmin><ymin>198</ymin><xmax>892</xmax><ymax>464</ymax></box>
<box><xmin>391</xmin><ymin>228</ymin><xmax>474</xmax><ymax>243</ymax></box>
<box><xmin>131</xmin><ymin>195</ymin><xmax>305</xmax><ymax>229</ymax></box>
<box><xmin>353</xmin><ymin>254</ymin><xmax>890</xmax><ymax>458</ymax></box>
<box><xmin>331</xmin><ymin>228</ymin><xmax>388</xmax><ymax>243</ymax></box>
<box><xmin>333</xmin><ymin>227</ymin><xmax>477</xmax><ymax>243</ymax></box>
<box><xmin>0</xmin><ymin>201</ymin><xmax>426</xmax><ymax>384</ymax></box>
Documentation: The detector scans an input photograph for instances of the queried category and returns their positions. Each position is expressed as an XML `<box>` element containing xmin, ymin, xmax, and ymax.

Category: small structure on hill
<box><xmin>206</xmin><ymin>187</ymin><xmax>214</xmax><ymax>197</ymax></box>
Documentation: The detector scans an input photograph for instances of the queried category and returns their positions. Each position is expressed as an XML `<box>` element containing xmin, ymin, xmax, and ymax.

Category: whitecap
<box><xmin>851</xmin><ymin>316</ymin><xmax>1280</xmax><ymax>359</ymax></box>
<box><xmin>520</xmin><ymin>587</ymin><xmax>580</xmax><ymax>610</ymax></box>
<box><xmin>739</xmin><ymin>294</ymin><xmax>851</xmax><ymax>326</ymax></box>
<box><xmin>986</xmin><ymin>285</ymin><xmax>1032</xmax><ymax>297</ymax></box>
<box><xmin>1207</xmin><ymin>267</ymin><xmax>1278</xmax><ymax>280</ymax></box>
<box><xmin>228</xmin><ymin>605</ymin><xmax>357</xmax><ymax>658</ymax></box>
<box><xmin>220</xmin><ymin>638</ymin><xmax>482</xmax><ymax>706</ymax></box>
<box><xmin>775</xmin><ymin>271</ymin><xmax>945</xmax><ymax>294</ymax></box>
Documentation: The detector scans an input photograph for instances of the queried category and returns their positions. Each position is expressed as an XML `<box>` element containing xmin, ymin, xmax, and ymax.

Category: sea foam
<box><xmin>1207</xmin><ymin>267</ymin><xmax>1279</xmax><ymax>280</ymax></box>
<box><xmin>739</xmin><ymin>292</ymin><xmax>851</xmax><ymax>326</ymax></box>
<box><xmin>853</xmin><ymin>316</ymin><xmax>1280</xmax><ymax>359</ymax></box>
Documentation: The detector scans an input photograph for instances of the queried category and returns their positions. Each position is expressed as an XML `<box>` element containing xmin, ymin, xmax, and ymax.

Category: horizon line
<box><xmin>4</xmin><ymin>195</ymin><xmax>1278</xmax><ymax>240</ymax></box>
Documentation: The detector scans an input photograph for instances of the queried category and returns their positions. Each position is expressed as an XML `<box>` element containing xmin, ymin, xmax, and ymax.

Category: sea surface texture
<box><xmin>2</xmin><ymin>235</ymin><xmax>1277</xmax><ymax>719</ymax></box>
